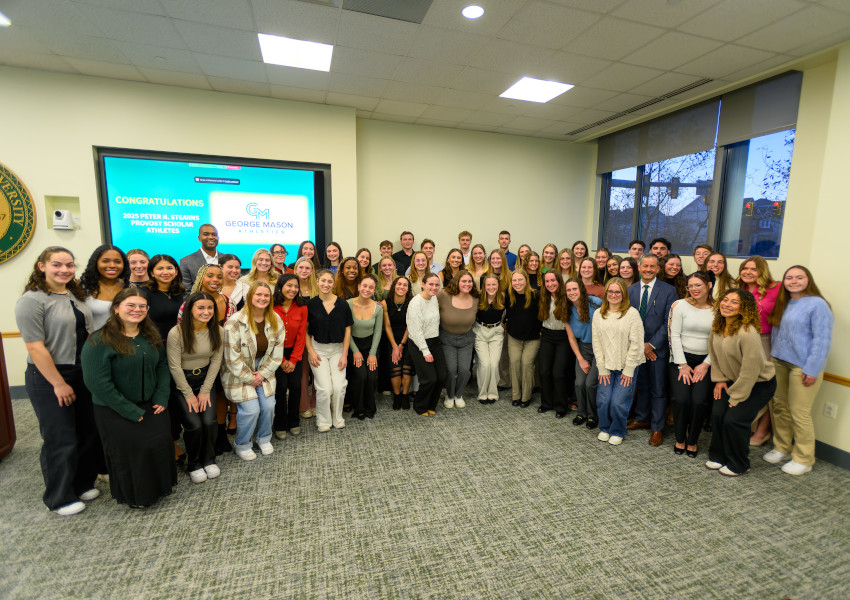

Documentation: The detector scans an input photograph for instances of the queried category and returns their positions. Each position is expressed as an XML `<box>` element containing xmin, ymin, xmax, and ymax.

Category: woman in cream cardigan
<box><xmin>591</xmin><ymin>277</ymin><xmax>644</xmax><ymax>446</ymax></box>
<box><xmin>222</xmin><ymin>281</ymin><xmax>285</xmax><ymax>461</ymax></box>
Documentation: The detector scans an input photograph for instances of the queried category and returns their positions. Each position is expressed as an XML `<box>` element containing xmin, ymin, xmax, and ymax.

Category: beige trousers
<box><xmin>507</xmin><ymin>335</ymin><xmax>540</xmax><ymax>402</ymax></box>
<box><xmin>770</xmin><ymin>357</ymin><xmax>823</xmax><ymax>466</ymax></box>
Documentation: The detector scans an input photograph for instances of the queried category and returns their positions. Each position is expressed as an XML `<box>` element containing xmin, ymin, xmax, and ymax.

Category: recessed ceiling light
<box><xmin>462</xmin><ymin>5</ymin><xmax>484</xmax><ymax>19</ymax></box>
<box><xmin>0</xmin><ymin>11</ymin><xmax>11</xmax><ymax>27</ymax></box>
<box><xmin>500</xmin><ymin>76</ymin><xmax>574</xmax><ymax>103</ymax></box>
<box><xmin>258</xmin><ymin>33</ymin><xmax>333</xmax><ymax>72</ymax></box>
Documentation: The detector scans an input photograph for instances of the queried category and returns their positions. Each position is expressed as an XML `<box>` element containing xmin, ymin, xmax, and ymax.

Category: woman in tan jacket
<box><xmin>222</xmin><ymin>282</ymin><xmax>285</xmax><ymax>461</ymax></box>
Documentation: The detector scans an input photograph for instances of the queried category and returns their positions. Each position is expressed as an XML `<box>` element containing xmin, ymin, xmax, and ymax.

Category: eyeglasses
<box><xmin>606</xmin><ymin>290</ymin><xmax>622</xmax><ymax>295</ymax></box>
<box><xmin>272</xmin><ymin>250</ymin><xmax>287</xmax><ymax>256</ymax></box>
<box><xmin>121</xmin><ymin>303</ymin><xmax>149</xmax><ymax>310</ymax></box>
<box><xmin>686</xmin><ymin>284</ymin><xmax>704</xmax><ymax>290</ymax></box>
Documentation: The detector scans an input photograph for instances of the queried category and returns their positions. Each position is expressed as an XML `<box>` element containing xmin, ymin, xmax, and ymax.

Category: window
<box><xmin>601</xmin><ymin>167</ymin><xmax>637</xmax><ymax>252</ymax></box>
<box><xmin>716</xmin><ymin>130</ymin><xmax>794</xmax><ymax>258</ymax></box>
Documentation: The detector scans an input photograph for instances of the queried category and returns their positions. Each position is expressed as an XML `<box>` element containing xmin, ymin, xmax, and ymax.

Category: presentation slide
<box><xmin>100</xmin><ymin>154</ymin><xmax>319</xmax><ymax>266</ymax></box>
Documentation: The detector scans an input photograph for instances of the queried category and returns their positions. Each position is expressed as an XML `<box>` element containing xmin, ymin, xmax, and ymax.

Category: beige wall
<box><xmin>355</xmin><ymin>119</ymin><xmax>596</xmax><ymax>260</ymax></box>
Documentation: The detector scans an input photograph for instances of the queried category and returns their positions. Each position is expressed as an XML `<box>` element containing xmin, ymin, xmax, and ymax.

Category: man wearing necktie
<box><xmin>627</xmin><ymin>254</ymin><xmax>678</xmax><ymax>446</ymax></box>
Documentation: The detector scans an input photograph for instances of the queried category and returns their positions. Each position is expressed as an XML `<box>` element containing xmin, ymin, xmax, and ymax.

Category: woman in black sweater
<box><xmin>505</xmin><ymin>271</ymin><xmax>541</xmax><ymax>408</ymax></box>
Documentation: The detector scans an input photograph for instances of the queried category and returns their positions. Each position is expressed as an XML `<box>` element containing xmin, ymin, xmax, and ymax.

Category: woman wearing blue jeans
<box><xmin>591</xmin><ymin>278</ymin><xmax>645</xmax><ymax>446</ymax></box>
<box><xmin>222</xmin><ymin>282</ymin><xmax>285</xmax><ymax>461</ymax></box>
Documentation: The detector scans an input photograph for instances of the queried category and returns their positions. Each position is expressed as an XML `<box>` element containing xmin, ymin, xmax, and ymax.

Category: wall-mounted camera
<box><xmin>53</xmin><ymin>210</ymin><xmax>74</xmax><ymax>230</ymax></box>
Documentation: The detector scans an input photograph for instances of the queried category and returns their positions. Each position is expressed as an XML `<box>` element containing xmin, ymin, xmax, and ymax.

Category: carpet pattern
<box><xmin>1</xmin><ymin>389</ymin><xmax>848</xmax><ymax>600</ymax></box>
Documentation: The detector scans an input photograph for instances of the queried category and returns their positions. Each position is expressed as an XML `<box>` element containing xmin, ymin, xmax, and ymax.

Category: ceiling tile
<box><xmin>138</xmin><ymin>67</ymin><xmax>212</xmax><ymax>89</ymax></box>
<box><xmin>678</xmin><ymin>0</ymin><xmax>805</xmax><ymax>42</ymax></box>
<box><xmin>370</xmin><ymin>112</ymin><xmax>417</xmax><ymax>124</ymax></box>
<box><xmin>62</xmin><ymin>57</ymin><xmax>147</xmax><ymax>81</ymax></box>
<box><xmin>250</xmin><ymin>0</ymin><xmax>339</xmax><ymax>44</ymax></box>
<box><xmin>612</xmin><ymin>0</ymin><xmax>724</xmax><ymax>28</ymax></box>
<box><xmin>628</xmin><ymin>71</ymin><xmax>706</xmax><ymax>97</ymax></box>
<box><xmin>327</xmin><ymin>72</ymin><xmax>389</xmax><ymax>96</ymax></box>
<box><xmin>478</xmin><ymin>97</ymin><xmax>533</xmax><ymax>116</ymax></box>
<box><xmin>118</xmin><ymin>42</ymin><xmax>201</xmax><ymax>73</ymax></box>
<box><xmin>547</xmin><ymin>0</ymin><xmax>628</xmax><ymax>13</ymax></box>
<box><xmin>382</xmin><ymin>80</ymin><xmax>445</xmax><ymax>104</ymax></box>
<box><xmin>406</xmin><ymin>26</ymin><xmax>490</xmax><ymax>65</ymax></box>
<box><xmin>594</xmin><ymin>92</ymin><xmax>655</xmax><ymax>112</ymax></box>
<box><xmin>515</xmin><ymin>102</ymin><xmax>585</xmax><ymax>121</ymax></box>
<box><xmin>161</xmin><ymin>0</ymin><xmax>255</xmax><ymax>31</ymax></box>
<box><xmin>0</xmin><ymin>51</ymin><xmax>78</xmax><ymax>74</ymax></box>
<box><xmin>414</xmin><ymin>117</ymin><xmax>458</xmax><ymax>128</ymax></box>
<box><xmin>736</xmin><ymin>5</ymin><xmax>850</xmax><ymax>54</ymax></box>
<box><xmin>355</xmin><ymin>110</ymin><xmax>372</xmax><ymax>118</ymax></box>
<box><xmin>564</xmin><ymin>16</ymin><xmax>666</xmax><ymax>61</ymax></box>
<box><xmin>549</xmin><ymin>86</ymin><xmax>619</xmax><ymax>108</ymax></box>
<box><xmin>207</xmin><ymin>76</ymin><xmax>271</xmax><ymax>96</ymax></box>
<box><xmin>393</xmin><ymin>57</ymin><xmax>464</xmax><ymax>86</ymax></box>
<box><xmin>502</xmin><ymin>115</ymin><xmax>557</xmax><ymax>132</ymax></box>
<box><xmin>494</xmin><ymin>126</ymin><xmax>535</xmax><ymax>136</ymax></box>
<box><xmin>540</xmin><ymin>121</ymin><xmax>587</xmax><ymax>135</ymax></box>
<box><xmin>468</xmin><ymin>39</ymin><xmax>555</xmax><ymax>76</ymax></box>
<box><xmin>10</xmin><ymin>0</ymin><xmax>101</xmax><ymax>39</ymax></box>
<box><xmin>337</xmin><ymin>10</ymin><xmax>417</xmax><ymax>55</ymax></box>
<box><xmin>498</xmin><ymin>1</ymin><xmax>601</xmax><ymax>50</ymax></box>
<box><xmin>722</xmin><ymin>55</ymin><xmax>796</xmax><ymax>82</ymax></box>
<box><xmin>568</xmin><ymin>108</ymin><xmax>617</xmax><ymax>125</ymax></box>
<box><xmin>817</xmin><ymin>0</ymin><xmax>850</xmax><ymax>12</ymax></box>
<box><xmin>173</xmin><ymin>20</ymin><xmax>261</xmax><ymax>61</ymax></box>
<box><xmin>269</xmin><ymin>85</ymin><xmax>327</xmax><ymax>103</ymax></box>
<box><xmin>456</xmin><ymin>122</ymin><xmax>497</xmax><ymax>133</ymax></box>
<box><xmin>73</xmin><ymin>4</ymin><xmax>185</xmax><ymax>48</ymax></box>
<box><xmin>787</xmin><ymin>29</ymin><xmax>850</xmax><ymax>57</ymax></box>
<box><xmin>580</xmin><ymin>62</ymin><xmax>665</xmax><ymax>92</ymax></box>
<box><xmin>331</xmin><ymin>46</ymin><xmax>402</xmax><ymax>79</ymax></box>
<box><xmin>419</xmin><ymin>105</ymin><xmax>474</xmax><ymax>121</ymax></box>
<box><xmin>448</xmin><ymin>67</ymin><xmax>518</xmax><ymax>95</ymax></box>
<box><xmin>266</xmin><ymin>65</ymin><xmax>330</xmax><ymax>89</ymax></box>
<box><xmin>0</xmin><ymin>25</ymin><xmax>52</xmax><ymax>54</ymax></box>
<box><xmin>195</xmin><ymin>53</ymin><xmax>267</xmax><ymax>81</ymax></box>
<box><xmin>535</xmin><ymin>52</ymin><xmax>613</xmax><ymax>85</ymax></box>
<box><xmin>73</xmin><ymin>0</ymin><xmax>166</xmax><ymax>15</ymax></box>
<box><xmin>461</xmin><ymin>111</ymin><xmax>515</xmax><ymax>127</ymax></box>
<box><xmin>623</xmin><ymin>32</ymin><xmax>723</xmax><ymax>71</ymax></box>
<box><xmin>421</xmin><ymin>0</ymin><xmax>524</xmax><ymax>35</ymax></box>
<box><xmin>675</xmin><ymin>45</ymin><xmax>776</xmax><ymax>79</ymax></box>
<box><xmin>325</xmin><ymin>92</ymin><xmax>380</xmax><ymax>111</ymax></box>
<box><xmin>45</xmin><ymin>35</ymin><xmax>131</xmax><ymax>64</ymax></box>
<box><xmin>434</xmin><ymin>88</ymin><xmax>492</xmax><ymax>110</ymax></box>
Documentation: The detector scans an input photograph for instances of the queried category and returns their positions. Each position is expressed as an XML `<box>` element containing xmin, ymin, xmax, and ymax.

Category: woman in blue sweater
<box><xmin>564</xmin><ymin>278</ymin><xmax>603</xmax><ymax>429</ymax></box>
<box><xmin>763</xmin><ymin>266</ymin><xmax>833</xmax><ymax>475</ymax></box>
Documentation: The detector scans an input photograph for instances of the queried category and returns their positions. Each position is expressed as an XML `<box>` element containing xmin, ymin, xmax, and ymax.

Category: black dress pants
<box><xmin>273</xmin><ymin>347</ymin><xmax>303</xmax><ymax>432</ymax></box>
<box><xmin>670</xmin><ymin>353</ymin><xmax>712</xmax><ymax>445</ymax></box>
<box><xmin>409</xmin><ymin>337</ymin><xmax>447</xmax><ymax>414</ymax></box>
<box><xmin>709</xmin><ymin>378</ymin><xmax>776</xmax><ymax>474</ymax></box>
<box><xmin>172</xmin><ymin>368</ymin><xmax>218</xmax><ymax>472</ymax></box>
<box><xmin>538</xmin><ymin>328</ymin><xmax>571</xmax><ymax>413</ymax></box>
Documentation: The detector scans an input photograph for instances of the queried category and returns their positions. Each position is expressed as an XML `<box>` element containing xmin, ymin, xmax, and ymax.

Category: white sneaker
<box><xmin>597</xmin><ymin>432</ymin><xmax>610</xmax><ymax>442</ymax></box>
<box><xmin>608</xmin><ymin>435</ymin><xmax>623</xmax><ymax>446</ymax></box>
<box><xmin>235</xmin><ymin>448</ymin><xmax>257</xmax><ymax>461</ymax></box>
<box><xmin>258</xmin><ymin>442</ymin><xmax>274</xmax><ymax>456</ymax></box>
<box><xmin>290</xmin><ymin>427</ymin><xmax>301</xmax><ymax>436</ymax></box>
<box><xmin>455</xmin><ymin>397</ymin><xmax>466</xmax><ymax>408</ymax></box>
<box><xmin>334</xmin><ymin>421</ymin><xmax>345</xmax><ymax>429</ymax></box>
<box><xmin>763</xmin><ymin>449</ymin><xmax>791</xmax><ymax>464</ymax></box>
<box><xmin>444</xmin><ymin>398</ymin><xmax>455</xmax><ymax>408</ymax></box>
<box><xmin>204</xmin><ymin>464</ymin><xmax>220</xmax><ymax>479</ymax></box>
<box><xmin>719</xmin><ymin>465</ymin><xmax>748</xmax><ymax>477</ymax></box>
<box><xmin>705</xmin><ymin>460</ymin><xmax>723</xmax><ymax>470</ymax></box>
<box><xmin>274</xmin><ymin>430</ymin><xmax>287</xmax><ymax>440</ymax></box>
<box><xmin>189</xmin><ymin>468</ymin><xmax>208</xmax><ymax>483</ymax></box>
<box><xmin>53</xmin><ymin>501</ymin><xmax>86</xmax><ymax>516</ymax></box>
<box><xmin>318</xmin><ymin>426</ymin><xmax>330</xmax><ymax>433</ymax></box>
<box><xmin>781</xmin><ymin>460</ymin><xmax>812</xmax><ymax>475</ymax></box>
<box><xmin>79</xmin><ymin>488</ymin><xmax>100</xmax><ymax>501</ymax></box>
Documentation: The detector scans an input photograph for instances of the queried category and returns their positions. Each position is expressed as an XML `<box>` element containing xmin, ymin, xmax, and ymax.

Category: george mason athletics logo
<box><xmin>0</xmin><ymin>164</ymin><xmax>36</xmax><ymax>264</ymax></box>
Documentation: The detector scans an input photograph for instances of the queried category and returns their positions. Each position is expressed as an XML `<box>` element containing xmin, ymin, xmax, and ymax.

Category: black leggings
<box><xmin>670</xmin><ymin>353</ymin><xmax>713</xmax><ymax>445</ymax></box>
<box><xmin>273</xmin><ymin>347</ymin><xmax>303</xmax><ymax>432</ymax></box>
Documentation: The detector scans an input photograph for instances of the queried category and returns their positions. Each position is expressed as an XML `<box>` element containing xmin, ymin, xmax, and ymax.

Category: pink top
<box><xmin>748</xmin><ymin>283</ymin><xmax>780</xmax><ymax>333</ymax></box>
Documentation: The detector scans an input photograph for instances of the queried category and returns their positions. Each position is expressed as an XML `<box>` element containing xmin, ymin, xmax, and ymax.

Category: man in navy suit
<box><xmin>179</xmin><ymin>223</ymin><xmax>220</xmax><ymax>290</ymax></box>
<box><xmin>627</xmin><ymin>253</ymin><xmax>678</xmax><ymax>446</ymax></box>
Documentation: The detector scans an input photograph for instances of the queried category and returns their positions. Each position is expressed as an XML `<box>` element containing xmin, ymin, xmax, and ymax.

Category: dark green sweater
<box><xmin>81</xmin><ymin>331</ymin><xmax>170</xmax><ymax>422</ymax></box>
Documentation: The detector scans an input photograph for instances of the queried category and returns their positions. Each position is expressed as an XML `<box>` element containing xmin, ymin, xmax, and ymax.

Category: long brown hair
<box><xmin>565</xmin><ymin>277</ymin><xmax>591</xmax><ymax>323</ymax></box>
<box><xmin>333</xmin><ymin>257</ymin><xmax>362</xmax><ymax>298</ymax></box>
<box><xmin>712</xmin><ymin>288</ymin><xmax>761</xmax><ymax>336</ymax></box>
<box><xmin>768</xmin><ymin>265</ymin><xmax>830</xmax><ymax>327</ymax></box>
<box><xmin>444</xmin><ymin>270</ymin><xmax>480</xmax><ymax>298</ymax></box>
<box><xmin>734</xmin><ymin>255</ymin><xmax>776</xmax><ymax>297</ymax></box>
<box><xmin>92</xmin><ymin>288</ymin><xmax>162</xmax><ymax>354</ymax></box>
<box><xmin>180</xmin><ymin>292</ymin><xmax>222</xmax><ymax>354</ymax></box>
<box><xmin>407</xmin><ymin>251</ymin><xmax>431</xmax><ymax>284</ymax></box>
<box><xmin>538</xmin><ymin>271</ymin><xmax>569</xmax><ymax>322</ymax></box>
<box><xmin>24</xmin><ymin>246</ymin><xmax>87</xmax><ymax>301</ymax></box>
<box><xmin>478</xmin><ymin>274</ymin><xmax>505</xmax><ymax>310</ymax></box>
<box><xmin>145</xmin><ymin>254</ymin><xmax>185</xmax><ymax>297</ymax></box>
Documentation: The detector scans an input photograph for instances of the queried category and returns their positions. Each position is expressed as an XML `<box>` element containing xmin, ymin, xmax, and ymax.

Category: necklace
<box><xmin>393</xmin><ymin>300</ymin><xmax>405</xmax><ymax>311</ymax></box>
<box><xmin>100</xmin><ymin>281</ymin><xmax>122</xmax><ymax>295</ymax></box>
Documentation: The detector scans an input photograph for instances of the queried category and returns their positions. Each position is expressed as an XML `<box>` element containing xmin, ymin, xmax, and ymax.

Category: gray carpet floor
<box><xmin>1</xmin><ymin>390</ymin><xmax>849</xmax><ymax>600</ymax></box>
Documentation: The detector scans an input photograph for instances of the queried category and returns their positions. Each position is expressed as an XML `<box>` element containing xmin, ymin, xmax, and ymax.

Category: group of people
<box><xmin>15</xmin><ymin>225</ymin><xmax>833</xmax><ymax>517</ymax></box>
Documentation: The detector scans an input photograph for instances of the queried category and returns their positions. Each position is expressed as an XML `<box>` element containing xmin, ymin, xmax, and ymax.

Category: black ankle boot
<box><xmin>392</xmin><ymin>393</ymin><xmax>401</xmax><ymax>411</ymax></box>
<box><xmin>214</xmin><ymin>424</ymin><xmax>232</xmax><ymax>455</ymax></box>
<box><xmin>401</xmin><ymin>393</ymin><xmax>411</xmax><ymax>410</ymax></box>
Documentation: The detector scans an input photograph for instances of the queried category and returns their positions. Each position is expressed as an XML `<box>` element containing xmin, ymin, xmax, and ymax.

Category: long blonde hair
<box><xmin>375</xmin><ymin>257</ymin><xmax>398</xmax><ymax>289</ymax></box>
<box><xmin>486</xmin><ymin>249</ymin><xmax>512</xmax><ymax>291</ymax></box>
<box><xmin>241</xmin><ymin>281</ymin><xmax>281</xmax><ymax>335</ymax></box>
<box><xmin>599</xmin><ymin>277</ymin><xmax>631</xmax><ymax>319</ymax></box>
<box><xmin>244</xmin><ymin>248</ymin><xmax>279</xmax><ymax>286</ymax></box>
<box><xmin>408</xmin><ymin>251</ymin><xmax>431</xmax><ymax>283</ymax></box>
<box><xmin>293</xmin><ymin>256</ymin><xmax>319</xmax><ymax>298</ymax></box>
<box><xmin>735</xmin><ymin>255</ymin><xmax>776</xmax><ymax>297</ymax></box>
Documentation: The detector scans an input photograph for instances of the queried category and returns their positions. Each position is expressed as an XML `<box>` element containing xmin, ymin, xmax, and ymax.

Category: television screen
<box><xmin>95</xmin><ymin>148</ymin><xmax>329</xmax><ymax>267</ymax></box>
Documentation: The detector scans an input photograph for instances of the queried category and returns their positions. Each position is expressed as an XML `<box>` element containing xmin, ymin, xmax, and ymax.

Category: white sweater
<box><xmin>668</xmin><ymin>299</ymin><xmax>713</xmax><ymax>365</ymax></box>
<box><xmin>592</xmin><ymin>306</ymin><xmax>645</xmax><ymax>377</ymax></box>
<box><xmin>407</xmin><ymin>294</ymin><xmax>440</xmax><ymax>356</ymax></box>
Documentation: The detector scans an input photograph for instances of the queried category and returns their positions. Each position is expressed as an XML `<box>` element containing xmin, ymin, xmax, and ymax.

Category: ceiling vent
<box><xmin>566</xmin><ymin>78</ymin><xmax>713</xmax><ymax>137</ymax></box>
<box><xmin>342</xmin><ymin>0</ymin><xmax>434</xmax><ymax>24</ymax></box>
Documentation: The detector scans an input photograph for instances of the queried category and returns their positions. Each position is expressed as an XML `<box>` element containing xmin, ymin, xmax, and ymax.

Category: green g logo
<box><xmin>0</xmin><ymin>164</ymin><xmax>36</xmax><ymax>264</ymax></box>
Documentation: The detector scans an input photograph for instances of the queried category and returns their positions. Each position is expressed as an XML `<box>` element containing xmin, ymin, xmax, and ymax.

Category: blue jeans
<box><xmin>596</xmin><ymin>370</ymin><xmax>638</xmax><ymax>438</ymax></box>
<box><xmin>234</xmin><ymin>361</ymin><xmax>276</xmax><ymax>451</ymax></box>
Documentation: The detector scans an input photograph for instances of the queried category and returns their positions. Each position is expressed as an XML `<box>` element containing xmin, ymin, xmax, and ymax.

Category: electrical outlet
<box><xmin>823</xmin><ymin>402</ymin><xmax>838</xmax><ymax>419</ymax></box>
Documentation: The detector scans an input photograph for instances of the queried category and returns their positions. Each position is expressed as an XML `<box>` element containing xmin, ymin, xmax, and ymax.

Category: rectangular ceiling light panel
<box><xmin>500</xmin><ymin>77</ymin><xmax>574</xmax><ymax>103</ymax></box>
<box><xmin>258</xmin><ymin>33</ymin><xmax>333</xmax><ymax>72</ymax></box>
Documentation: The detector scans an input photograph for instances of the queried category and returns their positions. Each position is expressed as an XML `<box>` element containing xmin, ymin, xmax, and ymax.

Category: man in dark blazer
<box><xmin>627</xmin><ymin>253</ymin><xmax>678</xmax><ymax>446</ymax></box>
<box><xmin>179</xmin><ymin>223</ymin><xmax>220</xmax><ymax>290</ymax></box>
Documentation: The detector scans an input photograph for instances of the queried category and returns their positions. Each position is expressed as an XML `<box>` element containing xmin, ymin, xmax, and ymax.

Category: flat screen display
<box><xmin>96</xmin><ymin>148</ymin><xmax>329</xmax><ymax>266</ymax></box>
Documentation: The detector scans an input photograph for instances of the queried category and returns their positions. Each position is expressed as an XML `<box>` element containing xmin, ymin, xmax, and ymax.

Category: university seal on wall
<box><xmin>0</xmin><ymin>163</ymin><xmax>36</xmax><ymax>264</ymax></box>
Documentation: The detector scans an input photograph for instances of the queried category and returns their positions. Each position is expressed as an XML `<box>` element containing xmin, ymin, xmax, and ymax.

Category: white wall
<box><xmin>355</xmin><ymin>119</ymin><xmax>596</xmax><ymax>261</ymax></box>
